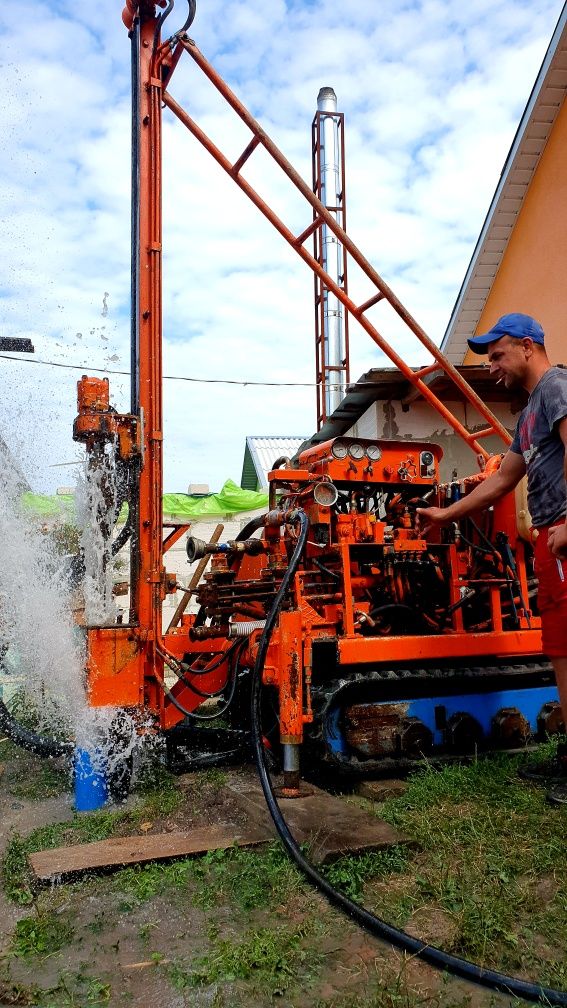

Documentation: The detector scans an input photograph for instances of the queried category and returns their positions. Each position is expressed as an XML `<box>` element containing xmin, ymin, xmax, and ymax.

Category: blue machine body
<box><xmin>325</xmin><ymin>684</ymin><xmax>560</xmax><ymax>755</ymax></box>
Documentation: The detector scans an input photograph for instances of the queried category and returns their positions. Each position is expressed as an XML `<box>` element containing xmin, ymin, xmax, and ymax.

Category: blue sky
<box><xmin>0</xmin><ymin>0</ymin><xmax>564</xmax><ymax>493</ymax></box>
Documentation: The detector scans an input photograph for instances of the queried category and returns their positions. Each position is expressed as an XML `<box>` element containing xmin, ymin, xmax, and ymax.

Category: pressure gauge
<box><xmin>331</xmin><ymin>442</ymin><xmax>348</xmax><ymax>459</ymax></box>
<box><xmin>366</xmin><ymin>444</ymin><xmax>382</xmax><ymax>461</ymax></box>
<box><xmin>348</xmin><ymin>443</ymin><xmax>365</xmax><ymax>460</ymax></box>
<box><xmin>420</xmin><ymin>450</ymin><xmax>434</xmax><ymax>467</ymax></box>
<box><xmin>313</xmin><ymin>481</ymin><xmax>339</xmax><ymax>507</ymax></box>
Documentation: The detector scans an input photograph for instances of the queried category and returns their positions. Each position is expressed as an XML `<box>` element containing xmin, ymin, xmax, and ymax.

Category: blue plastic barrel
<box><xmin>74</xmin><ymin>747</ymin><xmax>108</xmax><ymax>811</ymax></box>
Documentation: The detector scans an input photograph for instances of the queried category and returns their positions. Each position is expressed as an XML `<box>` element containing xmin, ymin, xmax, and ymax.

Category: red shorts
<box><xmin>534</xmin><ymin>524</ymin><xmax>567</xmax><ymax>657</ymax></box>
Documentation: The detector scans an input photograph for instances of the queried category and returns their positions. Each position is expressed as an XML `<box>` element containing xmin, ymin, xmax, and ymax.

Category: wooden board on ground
<box><xmin>227</xmin><ymin>776</ymin><xmax>416</xmax><ymax>864</ymax></box>
<box><xmin>357</xmin><ymin>779</ymin><xmax>408</xmax><ymax>802</ymax></box>
<box><xmin>29</xmin><ymin>824</ymin><xmax>268</xmax><ymax>885</ymax></box>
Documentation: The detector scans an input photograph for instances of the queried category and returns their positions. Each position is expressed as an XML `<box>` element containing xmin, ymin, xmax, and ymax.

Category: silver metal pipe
<box><xmin>283</xmin><ymin>743</ymin><xmax>300</xmax><ymax>773</ymax></box>
<box><xmin>317</xmin><ymin>87</ymin><xmax>344</xmax><ymax>417</ymax></box>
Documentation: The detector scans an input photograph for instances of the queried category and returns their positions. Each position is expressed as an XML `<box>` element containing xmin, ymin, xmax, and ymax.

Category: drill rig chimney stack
<box><xmin>313</xmin><ymin>87</ymin><xmax>349</xmax><ymax>427</ymax></box>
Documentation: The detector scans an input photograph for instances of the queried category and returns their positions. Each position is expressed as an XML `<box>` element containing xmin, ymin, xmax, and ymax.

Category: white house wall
<box><xmin>114</xmin><ymin>508</ymin><xmax>267</xmax><ymax>630</ymax></box>
<box><xmin>348</xmin><ymin>400</ymin><xmax>517</xmax><ymax>481</ymax></box>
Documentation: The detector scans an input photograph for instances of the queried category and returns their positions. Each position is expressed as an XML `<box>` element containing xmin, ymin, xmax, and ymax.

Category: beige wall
<box><xmin>464</xmin><ymin>98</ymin><xmax>567</xmax><ymax>366</ymax></box>
<box><xmin>114</xmin><ymin>509</ymin><xmax>266</xmax><ymax>630</ymax></box>
<box><xmin>349</xmin><ymin>398</ymin><xmax>516</xmax><ymax>482</ymax></box>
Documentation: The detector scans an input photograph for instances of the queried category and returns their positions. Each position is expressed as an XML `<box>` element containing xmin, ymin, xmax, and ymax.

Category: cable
<box><xmin>313</xmin><ymin>558</ymin><xmax>341</xmax><ymax>581</ymax></box>
<box><xmin>185</xmin><ymin>640</ymin><xmax>242</xmax><ymax>676</ymax></box>
<box><xmin>249</xmin><ymin>511</ymin><xmax>567</xmax><ymax>1007</ymax></box>
<box><xmin>236</xmin><ymin>514</ymin><xmax>267</xmax><ymax>541</ymax></box>
<box><xmin>157</xmin><ymin>639</ymin><xmax>245</xmax><ymax>720</ymax></box>
<box><xmin>0</xmin><ymin>354</ymin><xmax>348</xmax><ymax>391</ymax></box>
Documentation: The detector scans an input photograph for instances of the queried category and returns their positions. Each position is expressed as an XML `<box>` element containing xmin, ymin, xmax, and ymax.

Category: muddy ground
<box><xmin>0</xmin><ymin>740</ymin><xmax>564</xmax><ymax>1008</ymax></box>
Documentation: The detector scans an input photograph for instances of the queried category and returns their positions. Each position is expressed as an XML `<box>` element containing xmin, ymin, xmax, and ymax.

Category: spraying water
<box><xmin>0</xmin><ymin>456</ymin><xmax>142</xmax><ymax>791</ymax></box>
<box><xmin>75</xmin><ymin>444</ymin><xmax>120</xmax><ymax>626</ymax></box>
<box><xmin>0</xmin><ymin>462</ymin><xmax>86</xmax><ymax>737</ymax></box>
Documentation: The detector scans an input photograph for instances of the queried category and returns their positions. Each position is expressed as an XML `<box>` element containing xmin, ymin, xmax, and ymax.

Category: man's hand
<box><xmin>547</xmin><ymin>524</ymin><xmax>567</xmax><ymax>559</ymax></box>
<box><xmin>415</xmin><ymin>506</ymin><xmax>451</xmax><ymax>535</ymax></box>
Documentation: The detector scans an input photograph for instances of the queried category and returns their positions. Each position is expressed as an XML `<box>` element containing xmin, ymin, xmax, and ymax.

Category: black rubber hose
<box><xmin>0</xmin><ymin>698</ymin><xmax>73</xmax><ymax>760</ymax></box>
<box><xmin>236</xmin><ymin>514</ymin><xmax>267</xmax><ymax>542</ymax></box>
<box><xmin>250</xmin><ymin>510</ymin><xmax>567</xmax><ymax>1007</ymax></box>
<box><xmin>112</xmin><ymin>522</ymin><xmax>132</xmax><ymax>557</ymax></box>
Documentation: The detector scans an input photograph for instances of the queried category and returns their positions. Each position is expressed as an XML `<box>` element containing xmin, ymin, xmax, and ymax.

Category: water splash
<box><xmin>75</xmin><ymin>444</ymin><xmax>119</xmax><ymax>626</ymax></box>
<box><xmin>0</xmin><ymin>459</ymin><xmax>142</xmax><ymax>776</ymax></box>
<box><xmin>0</xmin><ymin>462</ymin><xmax>85</xmax><ymax>738</ymax></box>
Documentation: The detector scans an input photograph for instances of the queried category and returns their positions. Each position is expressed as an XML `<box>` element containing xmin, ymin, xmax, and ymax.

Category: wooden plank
<box><xmin>357</xmin><ymin>779</ymin><xmax>408</xmax><ymax>802</ymax></box>
<box><xmin>227</xmin><ymin>777</ymin><xmax>416</xmax><ymax>864</ymax></box>
<box><xmin>29</xmin><ymin>824</ymin><xmax>268</xmax><ymax>885</ymax></box>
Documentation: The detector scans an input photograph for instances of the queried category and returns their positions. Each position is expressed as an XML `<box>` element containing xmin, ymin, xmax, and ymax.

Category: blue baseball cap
<box><xmin>467</xmin><ymin>313</ymin><xmax>545</xmax><ymax>355</ymax></box>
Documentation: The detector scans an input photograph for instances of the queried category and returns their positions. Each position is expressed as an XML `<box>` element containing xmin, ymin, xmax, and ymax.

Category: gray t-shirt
<box><xmin>510</xmin><ymin>366</ymin><xmax>567</xmax><ymax>527</ymax></box>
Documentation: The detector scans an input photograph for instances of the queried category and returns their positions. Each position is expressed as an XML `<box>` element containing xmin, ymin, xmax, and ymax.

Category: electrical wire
<box><xmin>0</xmin><ymin>353</ymin><xmax>348</xmax><ymax>391</ymax></box>
<box><xmin>249</xmin><ymin>509</ymin><xmax>567</xmax><ymax>1007</ymax></box>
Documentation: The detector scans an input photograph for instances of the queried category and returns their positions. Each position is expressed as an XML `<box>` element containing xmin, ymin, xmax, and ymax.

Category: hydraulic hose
<box><xmin>236</xmin><ymin>514</ymin><xmax>267</xmax><ymax>541</ymax></box>
<box><xmin>250</xmin><ymin>509</ymin><xmax>567</xmax><ymax>1007</ymax></box>
<box><xmin>0</xmin><ymin>698</ymin><xmax>73</xmax><ymax>760</ymax></box>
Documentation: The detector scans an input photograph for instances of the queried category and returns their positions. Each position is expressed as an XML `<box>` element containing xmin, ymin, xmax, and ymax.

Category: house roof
<box><xmin>441</xmin><ymin>2</ymin><xmax>567</xmax><ymax>363</ymax></box>
<box><xmin>241</xmin><ymin>436</ymin><xmax>307</xmax><ymax>490</ymax></box>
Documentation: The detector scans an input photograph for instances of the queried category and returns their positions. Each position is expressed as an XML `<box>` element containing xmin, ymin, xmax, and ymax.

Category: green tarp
<box><xmin>20</xmin><ymin>479</ymin><xmax>268</xmax><ymax>521</ymax></box>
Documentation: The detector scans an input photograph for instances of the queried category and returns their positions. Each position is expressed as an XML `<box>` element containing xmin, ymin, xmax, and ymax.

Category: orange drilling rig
<box><xmin>70</xmin><ymin>0</ymin><xmax>562</xmax><ymax>795</ymax></box>
<box><xmin>8</xmin><ymin>2</ymin><xmax>567</xmax><ymax>1002</ymax></box>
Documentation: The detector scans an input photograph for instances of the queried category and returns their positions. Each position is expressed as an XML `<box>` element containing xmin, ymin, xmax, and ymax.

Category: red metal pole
<box><xmin>133</xmin><ymin>9</ymin><xmax>165</xmax><ymax>701</ymax></box>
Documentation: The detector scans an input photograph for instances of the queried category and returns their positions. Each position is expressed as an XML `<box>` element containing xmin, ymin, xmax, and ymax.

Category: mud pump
<box><xmin>55</xmin><ymin>1</ymin><xmax>567</xmax><ymax>1003</ymax></box>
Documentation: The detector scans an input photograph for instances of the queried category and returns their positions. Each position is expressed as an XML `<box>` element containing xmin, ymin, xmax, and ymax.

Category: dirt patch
<box><xmin>1</xmin><ymin>746</ymin><xmax>566</xmax><ymax>1008</ymax></box>
<box><xmin>405</xmin><ymin>905</ymin><xmax>459</xmax><ymax>947</ymax></box>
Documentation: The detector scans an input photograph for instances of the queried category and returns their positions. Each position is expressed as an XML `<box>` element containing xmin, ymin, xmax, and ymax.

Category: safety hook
<box><xmin>177</xmin><ymin>0</ymin><xmax>197</xmax><ymax>34</ymax></box>
<box><xmin>154</xmin><ymin>0</ymin><xmax>196</xmax><ymax>51</ymax></box>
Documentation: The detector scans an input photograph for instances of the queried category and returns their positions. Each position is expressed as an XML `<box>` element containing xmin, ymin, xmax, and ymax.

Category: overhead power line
<box><xmin>0</xmin><ymin>352</ymin><xmax>349</xmax><ymax>391</ymax></box>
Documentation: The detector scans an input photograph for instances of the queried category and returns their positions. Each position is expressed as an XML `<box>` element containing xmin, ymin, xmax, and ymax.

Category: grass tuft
<box><xmin>166</xmin><ymin>922</ymin><xmax>323</xmax><ymax>995</ymax></box>
<box><xmin>322</xmin><ymin>845</ymin><xmax>409</xmax><ymax>901</ymax></box>
<box><xmin>11</xmin><ymin>913</ymin><xmax>74</xmax><ymax>960</ymax></box>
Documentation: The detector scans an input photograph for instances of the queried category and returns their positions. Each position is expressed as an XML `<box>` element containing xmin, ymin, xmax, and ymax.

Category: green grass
<box><xmin>165</xmin><ymin>921</ymin><xmax>324</xmax><ymax>996</ymax></box>
<box><xmin>0</xmin><ymin>968</ymin><xmax>113</xmax><ymax>1008</ymax></box>
<box><xmin>371</xmin><ymin>752</ymin><xmax>567</xmax><ymax>974</ymax></box>
<box><xmin>112</xmin><ymin>839</ymin><xmax>304</xmax><ymax>913</ymax></box>
<box><xmin>2</xmin><ymin>745</ymin><xmax>566</xmax><ymax>1005</ymax></box>
<box><xmin>10</xmin><ymin>913</ymin><xmax>74</xmax><ymax>960</ymax></box>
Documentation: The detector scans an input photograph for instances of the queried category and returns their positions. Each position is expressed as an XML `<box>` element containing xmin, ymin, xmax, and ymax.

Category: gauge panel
<box><xmin>348</xmin><ymin>443</ymin><xmax>365</xmax><ymax>460</ymax></box>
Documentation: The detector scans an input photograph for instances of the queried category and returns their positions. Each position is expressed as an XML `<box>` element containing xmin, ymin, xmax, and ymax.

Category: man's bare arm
<box><xmin>416</xmin><ymin>450</ymin><xmax>526</xmax><ymax>528</ymax></box>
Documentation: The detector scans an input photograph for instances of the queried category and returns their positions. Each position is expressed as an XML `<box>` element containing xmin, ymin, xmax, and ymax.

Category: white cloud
<box><xmin>0</xmin><ymin>0</ymin><xmax>564</xmax><ymax>492</ymax></box>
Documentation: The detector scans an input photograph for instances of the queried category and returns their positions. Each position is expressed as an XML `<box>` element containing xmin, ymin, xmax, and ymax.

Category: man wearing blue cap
<box><xmin>417</xmin><ymin>313</ymin><xmax>567</xmax><ymax>802</ymax></box>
